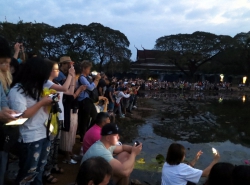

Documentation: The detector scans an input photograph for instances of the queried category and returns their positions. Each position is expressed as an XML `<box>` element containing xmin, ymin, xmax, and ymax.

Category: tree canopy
<box><xmin>0</xmin><ymin>21</ymin><xmax>132</xmax><ymax>71</ymax></box>
<box><xmin>154</xmin><ymin>31</ymin><xmax>239</xmax><ymax>79</ymax></box>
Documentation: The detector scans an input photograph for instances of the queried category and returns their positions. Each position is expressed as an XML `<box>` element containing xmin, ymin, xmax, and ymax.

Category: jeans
<box><xmin>0</xmin><ymin>151</ymin><xmax>8</xmax><ymax>185</ymax></box>
<box><xmin>78</xmin><ymin>98</ymin><xmax>97</xmax><ymax>140</ymax></box>
<box><xmin>15</xmin><ymin>138</ymin><xmax>51</xmax><ymax>185</ymax></box>
<box><xmin>108</xmin><ymin>102</ymin><xmax>114</xmax><ymax>112</ymax></box>
<box><xmin>113</xmin><ymin>104</ymin><xmax>122</xmax><ymax>117</ymax></box>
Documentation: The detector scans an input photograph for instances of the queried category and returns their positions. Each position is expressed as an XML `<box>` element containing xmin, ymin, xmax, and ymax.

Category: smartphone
<box><xmin>12</xmin><ymin>113</ymin><xmax>23</xmax><ymax>118</ymax></box>
<box><xmin>212</xmin><ymin>147</ymin><xmax>218</xmax><ymax>155</ymax></box>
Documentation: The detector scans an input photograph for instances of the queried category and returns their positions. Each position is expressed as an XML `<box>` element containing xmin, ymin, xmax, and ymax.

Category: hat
<box><xmin>59</xmin><ymin>56</ymin><xmax>72</xmax><ymax>63</ymax></box>
<box><xmin>101</xmin><ymin>124</ymin><xmax>120</xmax><ymax>136</ymax></box>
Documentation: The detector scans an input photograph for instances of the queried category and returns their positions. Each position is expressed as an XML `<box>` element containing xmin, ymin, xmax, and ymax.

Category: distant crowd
<box><xmin>0</xmin><ymin>36</ymin><xmax>249</xmax><ymax>185</ymax></box>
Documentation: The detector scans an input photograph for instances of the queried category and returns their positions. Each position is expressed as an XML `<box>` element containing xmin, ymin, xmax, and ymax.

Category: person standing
<box><xmin>0</xmin><ymin>36</ymin><xmax>17</xmax><ymax>185</ymax></box>
<box><xmin>78</xmin><ymin>61</ymin><xmax>101</xmax><ymax>141</ymax></box>
<box><xmin>8</xmin><ymin>57</ymin><xmax>54</xmax><ymax>185</ymax></box>
<box><xmin>54</xmin><ymin>56</ymin><xmax>73</xmax><ymax>85</ymax></box>
<box><xmin>43</xmin><ymin>60</ymin><xmax>75</xmax><ymax>183</ymax></box>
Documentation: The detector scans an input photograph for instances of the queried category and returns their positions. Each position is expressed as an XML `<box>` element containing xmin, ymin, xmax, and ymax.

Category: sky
<box><xmin>1</xmin><ymin>0</ymin><xmax>250</xmax><ymax>60</ymax></box>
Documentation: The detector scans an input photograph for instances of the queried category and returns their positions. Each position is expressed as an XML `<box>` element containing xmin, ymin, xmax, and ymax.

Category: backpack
<box><xmin>78</xmin><ymin>75</ymin><xmax>99</xmax><ymax>103</ymax></box>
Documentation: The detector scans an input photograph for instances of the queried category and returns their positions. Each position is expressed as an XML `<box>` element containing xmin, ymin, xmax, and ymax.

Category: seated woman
<box><xmin>204</xmin><ymin>162</ymin><xmax>234</xmax><ymax>185</ymax></box>
<box><xmin>161</xmin><ymin>143</ymin><xmax>220</xmax><ymax>185</ymax></box>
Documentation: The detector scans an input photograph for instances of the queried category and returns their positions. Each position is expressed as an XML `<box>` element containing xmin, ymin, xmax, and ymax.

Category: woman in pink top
<box><xmin>83</xmin><ymin>112</ymin><xmax>110</xmax><ymax>153</ymax></box>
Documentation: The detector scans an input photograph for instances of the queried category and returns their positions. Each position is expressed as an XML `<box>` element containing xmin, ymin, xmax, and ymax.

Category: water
<box><xmin>130</xmin><ymin>91</ymin><xmax>250</xmax><ymax>185</ymax></box>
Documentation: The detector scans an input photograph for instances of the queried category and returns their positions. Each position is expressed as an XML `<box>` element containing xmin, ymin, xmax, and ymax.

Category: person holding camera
<box><xmin>81</xmin><ymin>124</ymin><xmax>142</xmax><ymax>185</ymax></box>
<box><xmin>8</xmin><ymin>57</ymin><xmax>55</xmax><ymax>185</ymax></box>
<box><xmin>77</xmin><ymin>60</ymin><xmax>101</xmax><ymax>142</ymax></box>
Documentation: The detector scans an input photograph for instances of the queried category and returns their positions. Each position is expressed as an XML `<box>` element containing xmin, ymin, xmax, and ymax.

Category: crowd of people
<box><xmin>0</xmin><ymin>36</ymin><xmax>249</xmax><ymax>185</ymax></box>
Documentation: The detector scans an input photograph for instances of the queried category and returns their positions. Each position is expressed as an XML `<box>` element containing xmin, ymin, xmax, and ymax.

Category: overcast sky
<box><xmin>1</xmin><ymin>0</ymin><xmax>250</xmax><ymax>60</ymax></box>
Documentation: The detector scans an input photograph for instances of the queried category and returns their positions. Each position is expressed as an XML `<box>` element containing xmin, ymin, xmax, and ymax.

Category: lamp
<box><xmin>243</xmin><ymin>76</ymin><xmax>247</xmax><ymax>84</ymax></box>
<box><xmin>220</xmin><ymin>74</ymin><xmax>224</xmax><ymax>82</ymax></box>
<box><xmin>242</xmin><ymin>95</ymin><xmax>246</xmax><ymax>103</ymax></box>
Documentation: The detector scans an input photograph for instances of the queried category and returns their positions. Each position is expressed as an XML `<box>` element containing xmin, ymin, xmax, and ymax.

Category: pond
<box><xmin>129</xmin><ymin>91</ymin><xmax>250</xmax><ymax>185</ymax></box>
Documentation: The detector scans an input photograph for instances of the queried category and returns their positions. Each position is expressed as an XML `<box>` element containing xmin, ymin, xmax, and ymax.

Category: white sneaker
<box><xmin>133</xmin><ymin>106</ymin><xmax>137</xmax><ymax>109</ymax></box>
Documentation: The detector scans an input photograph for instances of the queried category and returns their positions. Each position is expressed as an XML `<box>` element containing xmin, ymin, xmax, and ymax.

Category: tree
<box><xmin>154</xmin><ymin>31</ymin><xmax>236</xmax><ymax>80</ymax></box>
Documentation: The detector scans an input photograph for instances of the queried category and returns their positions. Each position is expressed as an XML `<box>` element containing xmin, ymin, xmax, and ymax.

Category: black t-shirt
<box><xmin>97</xmin><ymin>79</ymin><xmax>106</xmax><ymax>96</ymax></box>
<box><xmin>105</xmin><ymin>86</ymin><xmax>114</xmax><ymax>101</ymax></box>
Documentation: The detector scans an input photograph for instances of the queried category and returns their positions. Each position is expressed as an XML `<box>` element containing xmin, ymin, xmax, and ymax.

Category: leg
<box><xmin>0</xmin><ymin>151</ymin><xmax>8</xmax><ymax>185</ymax></box>
<box><xmin>31</xmin><ymin>139</ymin><xmax>51</xmax><ymax>185</ymax></box>
<box><xmin>15</xmin><ymin>139</ymin><xmax>49</xmax><ymax>185</ymax></box>
<box><xmin>112</xmin><ymin>152</ymin><xmax>131</xmax><ymax>185</ymax></box>
<box><xmin>88</xmin><ymin>101</ymin><xmax>98</xmax><ymax>129</ymax></box>
<box><xmin>78</xmin><ymin>100</ymin><xmax>84</xmax><ymax>141</ymax></box>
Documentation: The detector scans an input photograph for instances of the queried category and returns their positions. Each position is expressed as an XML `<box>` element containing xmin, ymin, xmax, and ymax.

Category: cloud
<box><xmin>1</xmin><ymin>0</ymin><xmax>250</xmax><ymax>60</ymax></box>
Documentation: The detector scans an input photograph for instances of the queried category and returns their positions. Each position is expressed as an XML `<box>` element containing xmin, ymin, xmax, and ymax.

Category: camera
<box><xmin>49</xmin><ymin>94</ymin><xmax>59</xmax><ymax>102</ymax></box>
<box><xmin>49</xmin><ymin>94</ymin><xmax>62</xmax><ymax>113</ymax></box>
<box><xmin>135</xmin><ymin>141</ymin><xmax>140</xmax><ymax>146</ymax></box>
<box><xmin>90</xmin><ymin>71</ymin><xmax>98</xmax><ymax>76</ymax></box>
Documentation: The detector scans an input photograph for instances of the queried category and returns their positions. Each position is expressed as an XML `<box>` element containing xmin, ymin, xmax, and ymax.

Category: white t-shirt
<box><xmin>44</xmin><ymin>80</ymin><xmax>64</xmax><ymax>121</ymax></box>
<box><xmin>8</xmin><ymin>82</ymin><xmax>53</xmax><ymax>143</ymax></box>
<box><xmin>161</xmin><ymin>162</ymin><xmax>203</xmax><ymax>185</ymax></box>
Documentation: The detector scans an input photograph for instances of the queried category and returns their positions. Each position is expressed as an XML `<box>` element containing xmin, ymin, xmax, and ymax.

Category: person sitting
<box><xmin>83</xmin><ymin>112</ymin><xmax>110</xmax><ymax>154</ymax></box>
<box><xmin>76</xmin><ymin>157</ymin><xmax>112</xmax><ymax>185</ymax></box>
<box><xmin>204</xmin><ymin>162</ymin><xmax>234</xmax><ymax>185</ymax></box>
<box><xmin>232</xmin><ymin>165</ymin><xmax>250</xmax><ymax>185</ymax></box>
<box><xmin>161</xmin><ymin>143</ymin><xmax>220</xmax><ymax>185</ymax></box>
<box><xmin>81</xmin><ymin>124</ymin><xmax>142</xmax><ymax>185</ymax></box>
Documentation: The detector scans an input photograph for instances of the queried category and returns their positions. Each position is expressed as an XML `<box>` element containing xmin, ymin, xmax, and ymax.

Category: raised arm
<box><xmin>202</xmin><ymin>152</ymin><xmax>220</xmax><ymax>177</ymax></box>
<box><xmin>51</xmin><ymin>67</ymin><xmax>75</xmax><ymax>92</ymax></box>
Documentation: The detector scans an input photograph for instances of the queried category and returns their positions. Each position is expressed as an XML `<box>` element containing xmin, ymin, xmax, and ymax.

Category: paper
<box><xmin>5</xmin><ymin>118</ymin><xmax>28</xmax><ymax>126</ymax></box>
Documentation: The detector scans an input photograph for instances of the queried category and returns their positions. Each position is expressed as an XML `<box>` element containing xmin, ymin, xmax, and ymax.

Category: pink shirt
<box><xmin>83</xmin><ymin>124</ymin><xmax>101</xmax><ymax>153</ymax></box>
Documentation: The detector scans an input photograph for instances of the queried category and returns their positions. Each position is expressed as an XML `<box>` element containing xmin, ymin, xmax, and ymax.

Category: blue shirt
<box><xmin>78</xmin><ymin>75</ymin><xmax>96</xmax><ymax>101</ymax></box>
<box><xmin>54</xmin><ymin>71</ymin><xmax>66</xmax><ymax>85</ymax></box>
<box><xmin>0</xmin><ymin>83</ymin><xmax>8</xmax><ymax>110</ymax></box>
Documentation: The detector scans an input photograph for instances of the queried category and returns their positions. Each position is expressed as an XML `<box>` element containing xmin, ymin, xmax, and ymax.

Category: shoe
<box><xmin>62</xmin><ymin>159</ymin><xmax>77</xmax><ymax>164</ymax></box>
<box><xmin>133</xmin><ymin>106</ymin><xmax>137</xmax><ymax>109</ymax></box>
<box><xmin>120</xmin><ymin>115</ymin><xmax>125</xmax><ymax>118</ymax></box>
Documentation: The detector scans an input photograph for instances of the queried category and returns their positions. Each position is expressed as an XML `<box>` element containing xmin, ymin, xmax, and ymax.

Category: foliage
<box><xmin>154</xmin><ymin>31</ymin><xmax>250</xmax><ymax>79</ymax></box>
<box><xmin>0</xmin><ymin>21</ymin><xmax>132</xmax><ymax>71</ymax></box>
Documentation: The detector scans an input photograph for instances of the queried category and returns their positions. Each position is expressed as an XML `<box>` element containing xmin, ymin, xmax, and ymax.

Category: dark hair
<box><xmin>11</xmin><ymin>57</ymin><xmax>51</xmax><ymax>101</ymax></box>
<box><xmin>232</xmin><ymin>165</ymin><xmax>250</xmax><ymax>185</ymax></box>
<box><xmin>45</xmin><ymin>59</ymin><xmax>57</xmax><ymax>73</ymax></box>
<box><xmin>0</xmin><ymin>36</ymin><xmax>11</xmax><ymax>58</ymax></box>
<box><xmin>81</xmin><ymin>60</ymin><xmax>92</xmax><ymax>69</ymax></box>
<box><xmin>10</xmin><ymin>58</ymin><xmax>20</xmax><ymax>77</ymax></box>
<box><xmin>74</xmin><ymin>63</ymin><xmax>82</xmax><ymax>75</ymax></box>
<box><xmin>76</xmin><ymin>157</ymin><xmax>112</xmax><ymax>185</ymax></box>
<box><xmin>166</xmin><ymin>143</ymin><xmax>185</xmax><ymax>165</ymax></box>
<box><xmin>206</xmin><ymin>162</ymin><xmax>234</xmax><ymax>185</ymax></box>
<box><xmin>95</xmin><ymin>112</ymin><xmax>110</xmax><ymax>126</ymax></box>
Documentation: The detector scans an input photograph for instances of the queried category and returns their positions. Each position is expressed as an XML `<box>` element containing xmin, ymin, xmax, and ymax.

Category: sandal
<box><xmin>51</xmin><ymin>167</ymin><xmax>64</xmax><ymax>174</ymax></box>
<box><xmin>44</xmin><ymin>175</ymin><xmax>58</xmax><ymax>184</ymax></box>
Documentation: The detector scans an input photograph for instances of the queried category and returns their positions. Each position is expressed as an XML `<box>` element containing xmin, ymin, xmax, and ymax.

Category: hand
<box><xmin>14</xmin><ymin>43</ymin><xmax>21</xmax><ymax>53</ymax></box>
<box><xmin>132</xmin><ymin>143</ymin><xmax>142</xmax><ymax>155</ymax></box>
<box><xmin>80</xmin><ymin>85</ymin><xmax>87</xmax><ymax>91</ymax></box>
<box><xmin>0</xmin><ymin>109</ymin><xmax>17</xmax><ymax>123</ymax></box>
<box><xmin>213</xmin><ymin>151</ymin><xmax>220</xmax><ymax>162</ymax></box>
<box><xmin>95</xmin><ymin>73</ymin><xmax>101</xmax><ymax>80</ymax></box>
<box><xmin>194</xmin><ymin>150</ymin><xmax>203</xmax><ymax>161</ymax></box>
<box><xmin>68</xmin><ymin>66</ymin><xmax>75</xmax><ymax>76</ymax></box>
<box><xmin>40</xmin><ymin>96</ymin><xmax>53</xmax><ymax>106</ymax></box>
